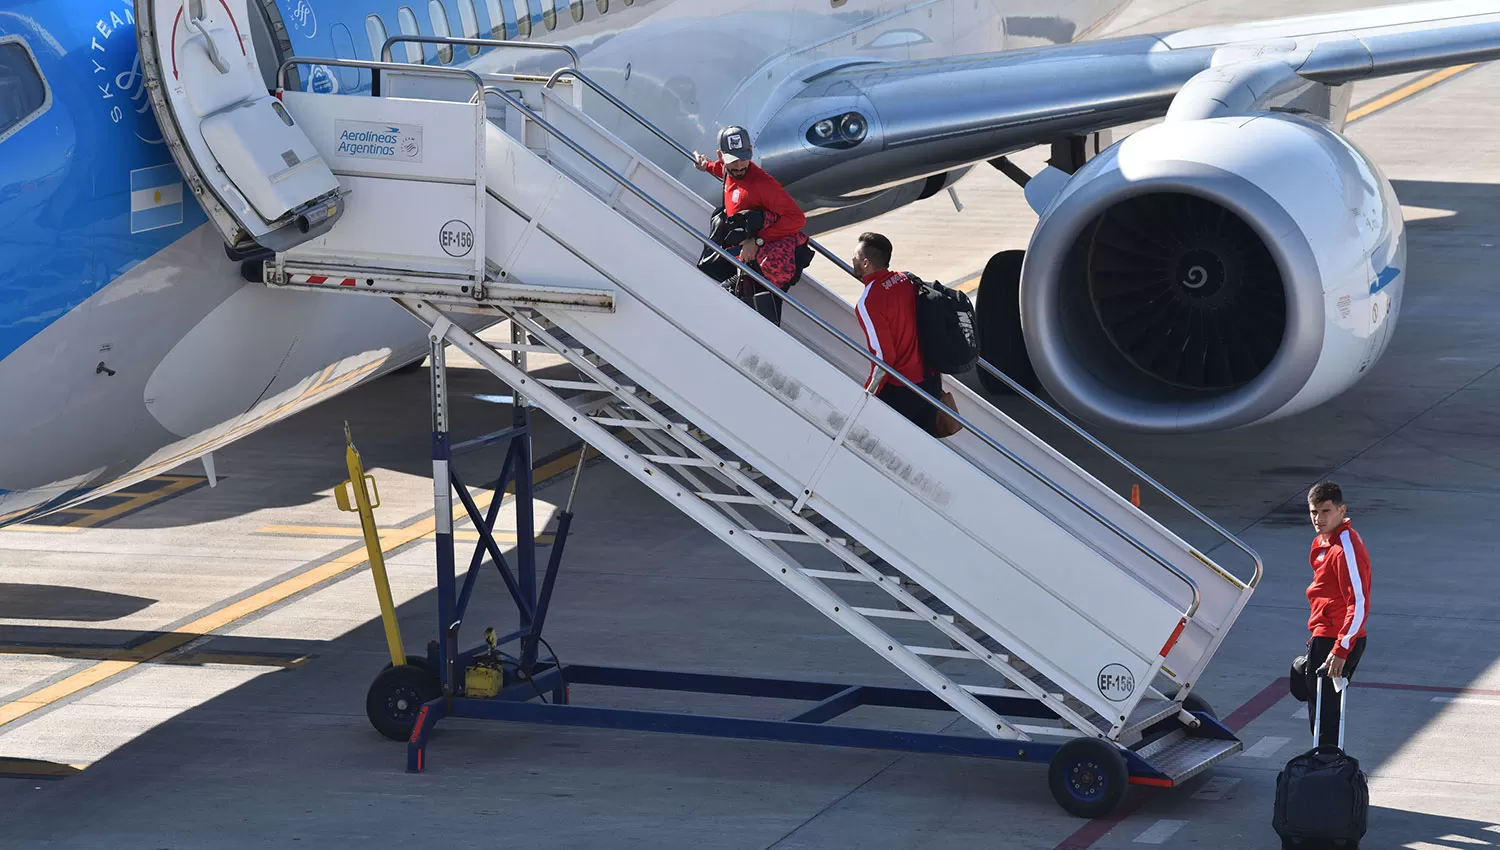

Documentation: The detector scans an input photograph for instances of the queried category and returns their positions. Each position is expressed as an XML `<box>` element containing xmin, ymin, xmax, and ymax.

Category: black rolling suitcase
<box><xmin>1273</xmin><ymin>681</ymin><xmax>1368</xmax><ymax>849</ymax></box>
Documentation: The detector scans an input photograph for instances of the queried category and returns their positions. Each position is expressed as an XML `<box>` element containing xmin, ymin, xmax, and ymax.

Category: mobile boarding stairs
<box><xmin>137</xmin><ymin>1</ymin><xmax>1263</xmax><ymax>818</ymax></box>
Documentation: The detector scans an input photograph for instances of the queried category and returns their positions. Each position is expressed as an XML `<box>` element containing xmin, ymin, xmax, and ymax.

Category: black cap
<box><xmin>718</xmin><ymin>125</ymin><xmax>752</xmax><ymax>163</ymax></box>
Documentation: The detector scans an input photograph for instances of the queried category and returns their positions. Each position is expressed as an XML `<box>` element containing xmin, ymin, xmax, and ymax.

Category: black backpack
<box><xmin>907</xmin><ymin>272</ymin><xmax>979</xmax><ymax>375</ymax></box>
<box><xmin>697</xmin><ymin>207</ymin><xmax>765</xmax><ymax>283</ymax></box>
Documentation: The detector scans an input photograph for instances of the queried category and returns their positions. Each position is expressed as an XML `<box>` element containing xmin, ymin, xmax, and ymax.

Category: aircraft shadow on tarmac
<box><xmin>0</xmin><ymin>584</ymin><xmax>154</xmax><ymax>622</ymax></box>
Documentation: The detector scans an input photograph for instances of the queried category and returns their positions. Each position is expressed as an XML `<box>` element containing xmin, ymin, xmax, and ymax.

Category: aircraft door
<box><xmin>135</xmin><ymin>0</ymin><xmax>344</xmax><ymax>254</ymax></box>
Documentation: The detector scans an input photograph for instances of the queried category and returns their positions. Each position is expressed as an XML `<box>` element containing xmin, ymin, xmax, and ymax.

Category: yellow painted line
<box><xmin>0</xmin><ymin>758</ymin><xmax>87</xmax><ymax>779</ymax></box>
<box><xmin>0</xmin><ymin>645</ymin><xmax>313</xmax><ymax>669</ymax></box>
<box><xmin>3</xmin><ymin>475</ymin><xmax>208</xmax><ymax>534</ymax></box>
<box><xmin>0</xmin><ymin>445</ymin><xmax>595</xmax><ymax>730</ymax></box>
<box><xmin>60</xmin><ymin>475</ymin><xmax>206</xmax><ymax>527</ymax></box>
<box><xmin>0</xmin><ymin>494</ymin><xmax>473</xmax><ymax>731</ymax></box>
<box><xmin>257</xmin><ymin>524</ymin><xmax>380</xmax><ymax>536</ymax></box>
<box><xmin>257</xmin><ymin>524</ymin><xmax>555</xmax><ymax>544</ymax></box>
<box><xmin>3</xmin><ymin>524</ymin><xmax>81</xmax><ymax>534</ymax></box>
<box><xmin>1347</xmin><ymin>63</ymin><xmax>1478</xmax><ymax>123</ymax></box>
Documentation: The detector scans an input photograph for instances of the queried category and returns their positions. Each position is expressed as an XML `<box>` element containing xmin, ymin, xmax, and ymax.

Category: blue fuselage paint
<box><xmin>0</xmin><ymin>0</ymin><xmax>1108</xmax><ymax>526</ymax></box>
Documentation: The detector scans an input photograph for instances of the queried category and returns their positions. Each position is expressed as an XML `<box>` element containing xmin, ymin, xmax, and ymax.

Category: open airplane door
<box><xmin>136</xmin><ymin>0</ymin><xmax>344</xmax><ymax>253</ymax></box>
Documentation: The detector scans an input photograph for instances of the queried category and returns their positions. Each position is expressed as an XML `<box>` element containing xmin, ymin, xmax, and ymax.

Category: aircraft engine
<box><xmin>1017</xmin><ymin>112</ymin><xmax>1405</xmax><ymax>433</ymax></box>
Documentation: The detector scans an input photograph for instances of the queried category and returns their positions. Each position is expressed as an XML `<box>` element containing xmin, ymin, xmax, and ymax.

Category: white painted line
<box><xmin>1240</xmin><ymin>735</ymin><xmax>1290</xmax><ymax>759</ymax></box>
<box><xmin>1431</xmin><ymin>695</ymin><xmax>1500</xmax><ymax>706</ymax></box>
<box><xmin>1488</xmin><ymin>825</ymin><xmax>1500</xmax><ymax>834</ymax></box>
<box><xmin>1437</xmin><ymin>834</ymin><xmax>1493</xmax><ymax>845</ymax></box>
<box><xmin>1133</xmin><ymin>820</ymin><xmax>1188</xmax><ymax>844</ymax></box>
<box><xmin>1191</xmin><ymin>776</ymin><xmax>1241</xmax><ymax>801</ymax></box>
<box><xmin>1293</xmin><ymin>706</ymin><xmax>1309</xmax><ymax>719</ymax></box>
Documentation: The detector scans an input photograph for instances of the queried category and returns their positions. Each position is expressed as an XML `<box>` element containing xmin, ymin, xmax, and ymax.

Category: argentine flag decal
<box><xmin>130</xmin><ymin>164</ymin><xmax>186</xmax><ymax>234</ymax></box>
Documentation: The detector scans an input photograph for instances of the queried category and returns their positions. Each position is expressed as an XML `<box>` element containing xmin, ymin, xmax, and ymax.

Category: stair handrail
<box><xmin>380</xmin><ymin>35</ymin><xmax>580</xmax><ymax>66</ymax></box>
<box><xmin>975</xmin><ymin>362</ymin><xmax>1263</xmax><ymax>590</ymax></box>
<box><xmin>545</xmin><ymin>66</ymin><xmax>1259</xmax><ymax>593</ymax></box>
<box><xmin>480</xmin><ymin>84</ymin><xmax>1202</xmax><ymax>621</ymax></box>
<box><xmin>278</xmin><ymin>56</ymin><xmax>487</xmax><ymax>101</ymax></box>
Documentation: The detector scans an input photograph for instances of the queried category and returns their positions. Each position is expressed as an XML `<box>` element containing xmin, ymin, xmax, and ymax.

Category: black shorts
<box><xmin>877</xmin><ymin>374</ymin><xmax>942</xmax><ymax>435</ymax></box>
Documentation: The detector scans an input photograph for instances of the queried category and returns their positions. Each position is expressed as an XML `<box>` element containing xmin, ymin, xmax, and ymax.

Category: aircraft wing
<box><xmin>757</xmin><ymin>0</ymin><xmax>1500</xmax><ymax>203</ymax></box>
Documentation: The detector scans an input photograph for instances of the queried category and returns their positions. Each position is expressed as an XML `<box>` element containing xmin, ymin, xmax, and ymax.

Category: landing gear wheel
<box><xmin>974</xmin><ymin>250</ymin><xmax>1040</xmax><ymax>396</ymax></box>
<box><xmin>1048</xmin><ymin>737</ymin><xmax>1129</xmax><ymax>818</ymax></box>
<box><xmin>366</xmin><ymin>663</ymin><xmax>441</xmax><ymax>741</ymax></box>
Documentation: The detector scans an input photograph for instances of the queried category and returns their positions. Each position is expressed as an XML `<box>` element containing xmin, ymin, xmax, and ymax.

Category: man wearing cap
<box><xmin>694</xmin><ymin>126</ymin><xmax>809</xmax><ymax>316</ymax></box>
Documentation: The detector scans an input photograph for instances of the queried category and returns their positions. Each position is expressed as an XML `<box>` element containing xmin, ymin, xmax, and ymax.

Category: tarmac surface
<box><xmin>3</xmin><ymin>0</ymin><xmax>1500</xmax><ymax>847</ymax></box>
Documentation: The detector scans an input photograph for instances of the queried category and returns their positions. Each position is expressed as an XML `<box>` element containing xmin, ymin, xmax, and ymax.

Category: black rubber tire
<box><xmin>1048</xmin><ymin>737</ymin><xmax>1129</xmax><ymax>818</ymax></box>
<box><xmin>366</xmin><ymin>663</ymin><xmax>441</xmax><ymax>741</ymax></box>
<box><xmin>1183</xmin><ymin>693</ymin><xmax>1216</xmax><ymax>719</ymax></box>
<box><xmin>974</xmin><ymin>250</ymin><xmax>1040</xmax><ymax>395</ymax></box>
<box><xmin>1142</xmin><ymin>691</ymin><xmax>1219</xmax><ymax>741</ymax></box>
<box><xmin>383</xmin><ymin>654</ymin><xmax>434</xmax><ymax>674</ymax></box>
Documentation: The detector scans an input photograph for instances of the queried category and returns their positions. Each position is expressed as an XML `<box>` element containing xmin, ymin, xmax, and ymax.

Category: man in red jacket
<box><xmin>851</xmin><ymin>232</ymin><xmax>943</xmax><ymax>436</ymax></box>
<box><xmin>1304</xmin><ymin>481</ymin><xmax>1371</xmax><ymax>747</ymax></box>
<box><xmin>694</xmin><ymin>126</ymin><xmax>809</xmax><ymax>322</ymax></box>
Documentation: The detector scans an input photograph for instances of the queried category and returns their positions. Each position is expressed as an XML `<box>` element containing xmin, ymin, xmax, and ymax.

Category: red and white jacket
<box><xmin>855</xmin><ymin>269</ymin><xmax>926</xmax><ymax>392</ymax></box>
<box><xmin>1308</xmin><ymin>519</ymin><xmax>1371</xmax><ymax>658</ymax></box>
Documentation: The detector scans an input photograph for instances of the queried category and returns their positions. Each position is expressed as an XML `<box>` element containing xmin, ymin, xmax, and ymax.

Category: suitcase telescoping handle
<box><xmin>1312</xmin><ymin>670</ymin><xmax>1347</xmax><ymax>751</ymax></box>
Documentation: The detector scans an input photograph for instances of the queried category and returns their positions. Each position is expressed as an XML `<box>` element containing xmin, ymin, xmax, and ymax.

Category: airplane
<box><xmin>1</xmin><ymin>0</ymin><xmax>1497</xmax><ymax>528</ymax></box>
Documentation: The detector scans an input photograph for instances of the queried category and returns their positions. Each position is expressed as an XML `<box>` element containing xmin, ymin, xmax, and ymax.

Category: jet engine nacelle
<box><xmin>1021</xmin><ymin>112</ymin><xmax>1405</xmax><ymax>433</ymax></box>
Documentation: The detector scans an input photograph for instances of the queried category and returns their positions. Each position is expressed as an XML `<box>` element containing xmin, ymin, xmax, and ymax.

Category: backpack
<box><xmin>907</xmin><ymin>272</ymin><xmax>979</xmax><ymax>375</ymax></box>
<box><xmin>697</xmin><ymin>207</ymin><xmax>765</xmax><ymax>283</ymax></box>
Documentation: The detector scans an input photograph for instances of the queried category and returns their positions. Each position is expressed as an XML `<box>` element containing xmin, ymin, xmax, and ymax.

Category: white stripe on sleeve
<box><xmin>856</xmin><ymin>286</ymin><xmax>883</xmax><ymax>386</ymax></box>
<box><xmin>1339</xmin><ymin>530</ymin><xmax>1366</xmax><ymax>649</ymax></box>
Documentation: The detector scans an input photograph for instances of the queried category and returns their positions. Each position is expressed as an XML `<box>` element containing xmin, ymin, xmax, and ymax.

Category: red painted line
<box><xmin>1052</xmin><ymin>677</ymin><xmax>1289</xmax><ymax>850</ymax></box>
<box><xmin>170</xmin><ymin>7</ymin><xmax>183</xmax><ymax>79</ymax></box>
<box><xmin>1127</xmin><ymin>776</ymin><xmax>1173</xmax><ymax>788</ymax></box>
<box><xmin>1222</xmin><ymin>677</ymin><xmax>1291</xmax><ymax>733</ymax></box>
<box><xmin>216</xmin><ymin>0</ymin><xmax>248</xmax><ymax>57</ymax></box>
<box><xmin>170</xmin><ymin>1</ymin><xmax>246</xmax><ymax>81</ymax></box>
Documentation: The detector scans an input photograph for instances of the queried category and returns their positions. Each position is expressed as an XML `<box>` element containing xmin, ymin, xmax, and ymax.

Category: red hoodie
<box><xmin>703</xmin><ymin>160</ymin><xmax>806</xmax><ymax>242</ymax></box>
<box><xmin>1308</xmin><ymin>519</ymin><xmax>1371</xmax><ymax>658</ymax></box>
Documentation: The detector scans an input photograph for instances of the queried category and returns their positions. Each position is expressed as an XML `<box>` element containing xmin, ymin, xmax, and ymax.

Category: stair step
<box><xmin>744</xmin><ymin>529</ymin><xmax>841</xmax><ymax>544</ymax></box>
<box><xmin>565</xmin><ymin>390</ymin><xmax>615</xmax><ymax>414</ymax></box>
<box><xmin>908</xmin><ymin>645</ymin><xmax>976</xmax><ymax>660</ymax></box>
<box><xmin>1133</xmin><ymin>730</ymin><xmax>1242</xmax><ymax>784</ymax></box>
<box><xmin>1115</xmin><ymin>698</ymin><xmax>1183</xmax><ymax>737</ymax></box>
<box><xmin>540</xmin><ymin>378</ymin><xmax>637</xmax><ymax>393</ymax></box>
<box><xmin>695</xmin><ymin>492</ymin><xmax>763</xmax><ymax>505</ymax></box>
<box><xmin>642</xmin><ymin>454</ymin><xmax>740</xmax><ymax>469</ymax></box>
<box><xmin>800</xmin><ymin>568</ymin><xmax>872</xmax><ymax>583</ymax></box>
<box><xmin>590</xmin><ymin>416</ymin><xmax>665</xmax><ymax>429</ymax></box>
<box><xmin>852</xmin><ymin>606</ymin><xmax>923</xmax><ymax>621</ymax></box>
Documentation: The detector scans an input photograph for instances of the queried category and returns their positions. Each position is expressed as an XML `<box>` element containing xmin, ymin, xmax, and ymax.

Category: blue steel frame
<box><xmin>404</xmin><ymin>347</ymin><xmax>1237</xmax><ymax>784</ymax></box>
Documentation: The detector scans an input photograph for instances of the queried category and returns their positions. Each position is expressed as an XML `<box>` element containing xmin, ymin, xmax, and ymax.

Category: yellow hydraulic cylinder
<box><xmin>335</xmin><ymin>422</ymin><xmax>406</xmax><ymax>668</ymax></box>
